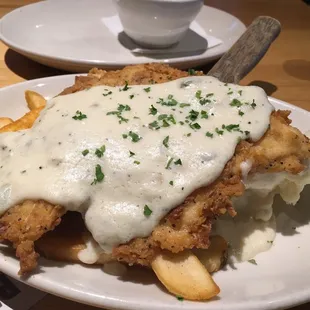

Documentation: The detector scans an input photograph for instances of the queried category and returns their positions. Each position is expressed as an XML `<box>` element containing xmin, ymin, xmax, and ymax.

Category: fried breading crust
<box><xmin>1</xmin><ymin>64</ymin><xmax>310</xmax><ymax>274</ymax></box>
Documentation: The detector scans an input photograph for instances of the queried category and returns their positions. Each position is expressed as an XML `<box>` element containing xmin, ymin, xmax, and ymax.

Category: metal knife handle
<box><xmin>207</xmin><ymin>16</ymin><xmax>281</xmax><ymax>84</ymax></box>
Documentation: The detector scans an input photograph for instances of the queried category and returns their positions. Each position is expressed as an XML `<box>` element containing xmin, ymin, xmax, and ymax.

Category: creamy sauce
<box><xmin>0</xmin><ymin>76</ymin><xmax>273</xmax><ymax>252</ymax></box>
<box><xmin>215</xmin><ymin>166</ymin><xmax>310</xmax><ymax>261</ymax></box>
<box><xmin>78</xmin><ymin>235</ymin><xmax>105</xmax><ymax>264</ymax></box>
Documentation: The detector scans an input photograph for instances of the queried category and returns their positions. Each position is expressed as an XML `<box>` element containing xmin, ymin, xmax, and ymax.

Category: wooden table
<box><xmin>0</xmin><ymin>0</ymin><xmax>309</xmax><ymax>309</ymax></box>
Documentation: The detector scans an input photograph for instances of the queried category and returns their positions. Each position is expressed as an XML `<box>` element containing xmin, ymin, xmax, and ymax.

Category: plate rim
<box><xmin>0</xmin><ymin>74</ymin><xmax>310</xmax><ymax>310</ymax></box>
<box><xmin>0</xmin><ymin>1</ymin><xmax>246</xmax><ymax>67</ymax></box>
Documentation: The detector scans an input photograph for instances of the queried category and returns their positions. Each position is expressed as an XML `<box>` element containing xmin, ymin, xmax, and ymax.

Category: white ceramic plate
<box><xmin>1</xmin><ymin>75</ymin><xmax>310</xmax><ymax>310</ymax></box>
<box><xmin>0</xmin><ymin>0</ymin><xmax>246</xmax><ymax>72</ymax></box>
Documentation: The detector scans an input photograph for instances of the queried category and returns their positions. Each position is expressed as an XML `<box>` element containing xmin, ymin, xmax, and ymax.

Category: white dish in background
<box><xmin>0</xmin><ymin>0</ymin><xmax>246</xmax><ymax>72</ymax></box>
<box><xmin>0</xmin><ymin>75</ymin><xmax>310</xmax><ymax>310</ymax></box>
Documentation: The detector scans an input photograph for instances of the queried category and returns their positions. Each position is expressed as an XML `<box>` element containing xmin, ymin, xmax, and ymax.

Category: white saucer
<box><xmin>0</xmin><ymin>0</ymin><xmax>246</xmax><ymax>72</ymax></box>
<box><xmin>1</xmin><ymin>75</ymin><xmax>310</xmax><ymax>310</ymax></box>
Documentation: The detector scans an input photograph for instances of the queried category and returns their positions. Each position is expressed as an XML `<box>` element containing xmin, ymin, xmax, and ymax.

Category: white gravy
<box><xmin>0</xmin><ymin>76</ymin><xmax>273</xmax><ymax>252</ymax></box>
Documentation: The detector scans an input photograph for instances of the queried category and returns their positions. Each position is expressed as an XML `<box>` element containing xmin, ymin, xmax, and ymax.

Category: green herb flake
<box><xmin>122</xmin><ymin>134</ymin><xmax>128</xmax><ymax>139</ymax></box>
<box><xmin>201</xmin><ymin>110</ymin><xmax>209</xmax><ymax>119</ymax></box>
<box><xmin>224</xmin><ymin>124</ymin><xmax>240</xmax><ymax>132</ymax></box>
<box><xmin>187</xmin><ymin>110</ymin><xmax>199</xmax><ymax>122</ymax></box>
<box><xmin>206</xmin><ymin>93</ymin><xmax>214</xmax><ymax>97</ymax></box>
<box><xmin>121</xmin><ymin>81</ymin><xmax>130</xmax><ymax>91</ymax></box>
<box><xmin>179</xmin><ymin>121</ymin><xmax>185</xmax><ymax>125</ymax></box>
<box><xmin>190</xmin><ymin>123</ymin><xmax>201</xmax><ymax>130</ymax></box>
<box><xmin>128</xmin><ymin>131</ymin><xmax>142</xmax><ymax>142</ymax></box>
<box><xmin>134</xmin><ymin>160</ymin><xmax>140</xmax><ymax>165</ymax></box>
<box><xmin>248</xmin><ymin>259</ymin><xmax>257</xmax><ymax>265</ymax></box>
<box><xmin>158</xmin><ymin>114</ymin><xmax>168</xmax><ymax>120</ymax></box>
<box><xmin>144</xmin><ymin>205</ymin><xmax>153</xmax><ymax>216</ymax></box>
<box><xmin>118</xmin><ymin>115</ymin><xmax>129</xmax><ymax>124</ymax></box>
<box><xmin>162</xmin><ymin>119</ymin><xmax>170</xmax><ymax>127</ymax></box>
<box><xmin>157</xmin><ymin>95</ymin><xmax>178</xmax><ymax>106</ymax></box>
<box><xmin>91</xmin><ymin>164</ymin><xmax>105</xmax><ymax>185</ymax></box>
<box><xmin>144</xmin><ymin>87</ymin><xmax>151</xmax><ymax>93</ymax></box>
<box><xmin>177</xmin><ymin>296</ymin><xmax>184</xmax><ymax>302</ymax></box>
<box><xmin>206</xmin><ymin>132</ymin><xmax>213</xmax><ymax>138</ymax></box>
<box><xmin>215</xmin><ymin>127</ymin><xmax>224</xmax><ymax>135</ymax></box>
<box><xmin>230</xmin><ymin>99</ymin><xmax>243</xmax><ymax>108</ymax></box>
<box><xmin>129</xmin><ymin>94</ymin><xmax>134</xmax><ymax>99</ymax></box>
<box><xmin>174</xmin><ymin>158</ymin><xmax>182</xmax><ymax>166</ymax></box>
<box><xmin>149</xmin><ymin>105</ymin><xmax>158</xmax><ymax>115</ymax></box>
<box><xmin>245</xmin><ymin>130</ymin><xmax>250</xmax><ymax>136</ymax></box>
<box><xmin>72</xmin><ymin>110</ymin><xmax>87</xmax><ymax>120</ymax></box>
<box><xmin>195</xmin><ymin>90</ymin><xmax>202</xmax><ymax>99</ymax></box>
<box><xmin>165</xmin><ymin>157</ymin><xmax>174</xmax><ymax>170</ymax></box>
<box><xmin>118</xmin><ymin>104</ymin><xmax>131</xmax><ymax>112</ymax></box>
<box><xmin>227</xmin><ymin>91</ymin><xmax>233</xmax><ymax>95</ymax></box>
<box><xmin>199</xmin><ymin>98</ymin><xmax>211</xmax><ymax>105</ymax></box>
<box><xmin>186</xmin><ymin>133</ymin><xmax>192</xmax><ymax>137</ymax></box>
<box><xmin>129</xmin><ymin>151</ymin><xmax>135</xmax><ymax>157</ymax></box>
<box><xmin>163</xmin><ymin>136</ymin><xmax>169</xmax><ymax>148</ymax></box>
<box><xmin>180</xmin><ymin>103</ymin><xmax>191</xmax><ymax>108</ymax></box>
<box><xmin>82</xmin><ymin>149</ymin><xmax>89</xmax><ymax>156</ymax></box>
<box><xmin>95</xmin><ymin>145</ymin><xmax>106</xmax><ymax>158</ymax></box>
<box><xmin>169</xmin><ymin>180</ymin><xmax>174</xmax><ymax>186</ymax></box>
<box><xmin>267</xmin><ymin>240</ymin><xmax>273</xmax><ymax>244</ymax></box>
<box><xmin>188</xmin><ymin>68</ymin><xmax>196</xmax><ymax>75</ymax></box>
<box><xmin>238</xmin><ymin>90</ymin><xmax>243</xmax><ymax>96</ymax></box>
<box><xmin>238</xmin><ymin>110</ymin><xmax>244</xmax><ymax>116</ymax></box>
<box><xmin>149</xmin><ymin>120</ymin><xmax>160</xmax><ymax>130</ymax></box>
<box><xmin>103</xmin><ymin>90</ymin><xmax>112</xmax><ymax>97</ymax></box>
<box><xmin>106</xmin><ymin>111</ymin><xmax>119</xmax><ymax>116</ymax></box>
<box><xmin>167</xmin><ymin>114</ymin><xmax>176</xmax><ymax>124</ymax></box>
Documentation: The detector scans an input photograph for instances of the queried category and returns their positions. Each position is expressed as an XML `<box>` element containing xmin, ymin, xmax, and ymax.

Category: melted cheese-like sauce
<box><xmin>0</xmin><ymin>76</ymin><xmax>273</xmax><ymax>252</ymax></box>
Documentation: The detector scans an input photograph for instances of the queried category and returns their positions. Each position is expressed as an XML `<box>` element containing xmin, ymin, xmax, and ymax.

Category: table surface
<box><xmin>0</xmin><ymin>0</ymin><xmax>310</xmax><ymax>309</ymax></box>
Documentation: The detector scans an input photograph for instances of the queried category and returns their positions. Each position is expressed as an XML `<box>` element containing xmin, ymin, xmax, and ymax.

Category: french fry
<box><xmin>25</xmin><ymin>90</ymin><xmax>46</xmax><ymax>110</ymax></box>
<box><xmin>0</xmin><ymin>117</ymin><xmax>13</xmax><ymax>129</ymax></box>
<box><xmin>151</xmin><ymin>250</ymin><xmax>220</xmax><ymax>301</ymax></box>
<box><xmin>194</xmin><ymin>235</ymin><xmax>228</xmax><ymax>273</ymax></box>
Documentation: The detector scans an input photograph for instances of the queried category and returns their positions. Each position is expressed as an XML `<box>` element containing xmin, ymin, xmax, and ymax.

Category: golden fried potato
<box><xmin>193</xmin><ymin>235</ymin><xmax>228</xmax><ymax>273</ymax></box>
<box><xmin>0</xmin><ymin>117</ymin><xmax>13</xmax><ymax>129</ymax></box>
<box><xmin>151</xmin><ymin>250</ymin><xmax>220</xmax><ymax>301</ymax></box>
<box><xmin>0</xmin><ymin>108</ymin><xmax>43</xmax><ymax>133</ymax></box>
<box><xmin>25</xmin><ymin>90</ymin><xmax>46</xmax><ymax>110</ymax></box>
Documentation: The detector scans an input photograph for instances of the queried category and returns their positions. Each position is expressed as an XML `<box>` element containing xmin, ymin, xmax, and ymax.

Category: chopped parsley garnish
<box><xmin>129</xmin><ymin>151</ymin><xmax>135</xmax><ymax>157</ymax></box>
<box><xmin>227</xmin><ymin>91</ymin><xmax>233</xmax><ymax>95</ymax></box>
<box><xmin>103</xmin><ymin>90</ymin><xmax>112</xmax><ymax>96</ymax></box>
<box><xmin>215</xmin><ymin>127</ymin><xmax>224</xmax><ymax>135</ymax></box>
<box><xmin>206</xmin><ymin>132</ymin><xmax>213</xmax><ymax>138</ymax></box>
<box><xmin>82</xmin><ymin>149</ymin><xmax>89</xmax><ymax>156</ymax></box>
<box><xmin>134</xmin><ymin>160</ymin><xmax>140</xmax><ymax>165</ymax></box>
<box><xmin>199</xmin><ymin>98</ymin><xmax>211</xmax><ymax>105</ymax></box>
<box><xmin>174</xmin><ymin>158</ymin><xmax>182</xmax><ymax>165</ymax></box>
<box><xmin>267</xmin><ymin>240</ymin><xmax>273</xmax><ymax>244</ymax></box>
<box><xmin>144</xmin><ymin>87</ymin><xmax>151</xmax><ymax>93</ymax></box>
<box><xmin>180</xmin><ymin>81</ymin><xmax>192</xmax><ymax>88</ymax></box>
<box><xmin>162</xmin><ymin>119</ymin><xmax>170</xmax><ymax>127</ymax></box>
<box><xmin>165</xmin><ymin>157</ymin><xmax>173</xmax><ymax>169</ymax></box>
<box><xmin>149</xmin><ymin>105</ymin><xmax>158</xmax><ymax>115</ymax></box>
<box><xmin>128</xmin><ymin>131</ymin><xmax>142</xmax><ymax>142</ymax></box>
<box><xmin>158</xmin><ymin>114</ymin><xmax>168</xmax><ymax>120</ymax></box>
<box><xmin>118</xmin><ymin>104</ymin><xmax>131</xmax><ymax>112</ymax></box>
<box><xmin>187</xmin><ymin>110</ymin><xmax>199</xmax><ymax>121</ymax></box>
<box><xmin>106</xmin><ymin>111</ymin><xmax>119</xmax><ymax>115</ymax></box>
<box><xmin>190</xmin><ymin>123</ymin><xmax>201</xmax><ymax>130</ymax></box>
<box><xmin>223</xmin><ymin>124</ymin><xmax>240</xmax><ymax>132</ymax></box>
<box><xmin>72</xmin><ymin>110</ymin><xmax>87</xmax><ymax>120</ymax></box>
<box><xmin>177</xmin><ymin>296</ymin><xmax>184</xmax><ymax>301</ymax></box>
<box><xmin>248</xmin><ymin>259</ymin><xmax>257</xmax><ymax>265</ymax></box>
<box><xmin>129</xmin><ymin>94</ymin><xmax>134</xmax><ymax>99</ymax></box>
<box><xmin>245</xmin><ymin>130</ymin><xmax>250</xmax><ymax>136</ymax></box>
<box><xmin>163</xmin><ymin>136</ymin><xmax>169</xmax><ymax>148</ymax></box>
<box><xmin>195</xmin><ymin>90</ymin><xmax>202</xmax><ymax>99</ymax></box>
<box><xmin>91</xmin><ymin>164</ymin><xmax>105</xmax><ymax>185</ymax></box>
<box><xmin>144</xmin><ymin>205</ymin><xmax>152</xmax><ymax>216</ymax></box>
<box><xmin>157</xmin><ymin>94</ymin><xmax>178</xmax><ymax>106</ymax></box>
<box><xmin>118</xmin><ymin>115</ymin><xmax>129</xmax><ymax>124</ymax></box>
<box><xmin>186</xmin><ymin>133</ymin><xmax>191</xmax><ymax>137</ymax></box>
<box><xmin>201</xmin><ymin>110</ymin><xmax>209</xmax><ymax>119</ymax></box>
<box><xmin>188</xmin><ymin>68</ymin><xmax>196</xmax><ymax>75</ymax></box>
<box><xmin>169</xmin><ymin>180</ymin><xmax>174</xmax><ymax>186</ymax></box>
<box><xmin>149</xmin><ymin>120</ymin><xmax>160</xmax><ymax>130</ymax></box>
<box><xmin>206</xmin><ymin>93</ymin><xmax>214</xmax><ymax>97</ymax></box>
<box><xmin>238</xmin><ymin>90</ymin><xmax>243</xmax><ymax>96</ymax></box>
<box><xmin>179</xmin><ymin>121</ymin><xmax>184</xmax><ymax>125</ymax></box>
<box><xmin>95</xmin><ymin>145</ymin><xmax>106</xmax><ymax>158</ymax></box>
<box><xmin>121</xmin><ymin>81</ymin><xmax>130</xmax><ymax>91</ymax></box>
<box><xmin>122</xmin><ymin>134</ymin><xmax>128</xmax><ymax>139</ymax></box>
<box><xmin>251</xmin><ymin>100</ymin><xmax>257</xmax><ymax>109</ymax></box>
<box><xmin>238</xmin><ymin>110</ymin><xmax>244</xmax><ymax>116</ymax></box>
<box><xmin>167</xmin><ymin>114</ymin><xmax>176</xmax><ymax>124</ymax></box>
<box><xmin>180</xmin><ymin>103</ymin><xmax>191</xmax><ymax>108</ymax></box>
<box><xmin>230</xmin><ymin>99</ymin><xmax>242</xmax><ymax>108</ymax></box>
